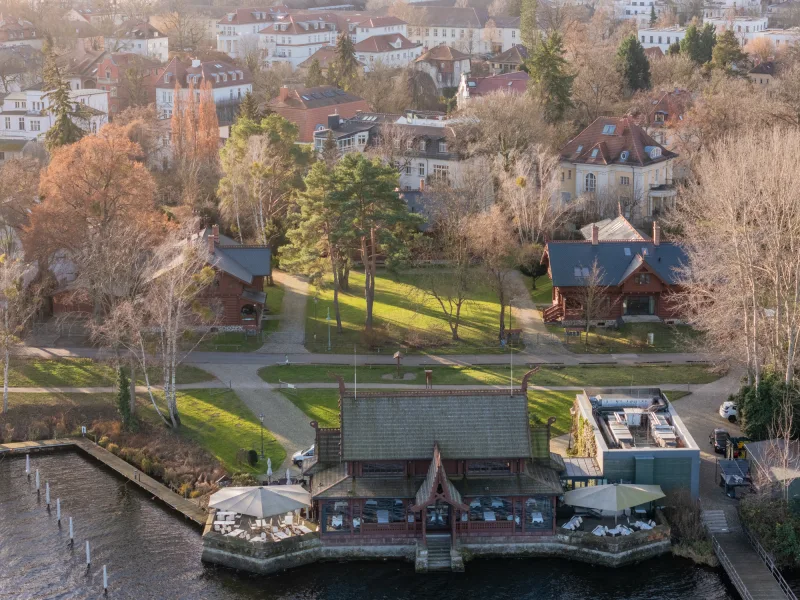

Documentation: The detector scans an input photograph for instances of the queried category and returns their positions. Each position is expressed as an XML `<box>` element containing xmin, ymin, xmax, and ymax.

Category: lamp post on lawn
<box><xmin>259</xmin><ymin>413</ymin><xmax>265</xmax><ymax>459</ymax></box>
<box><xmin>326</xmin><ymin>307</ymin><xmax>331</xmax><ymax>352</ymax></box>
<box><xmin>313</xmin><ymin>296</ymin><xmax>318</xmax><ymax>321</ymax></box>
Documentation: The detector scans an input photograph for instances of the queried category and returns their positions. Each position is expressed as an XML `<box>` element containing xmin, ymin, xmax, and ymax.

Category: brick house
<box><xmin>541</xmin><ymin>222</ymin><xmax>687</xmax><ymax>326</ymax></box>
<box><xmin>0</xmin><ymin>14</ymin><xmax>42</xmax><ymax>49</ymax></box>
<box><xmin>413</xmin><ymin>45</ymin><xmax>470</xmax><ymax>90</ymax></box>
<box><xmin>266</xmin><ymin>85</ymin><xmax>370</xmax><ymax>143</ymax></box>
<box><xmin>96</xmin><ymin>53</ymin><xmax>165</xmax><ymax>115</ymax></box>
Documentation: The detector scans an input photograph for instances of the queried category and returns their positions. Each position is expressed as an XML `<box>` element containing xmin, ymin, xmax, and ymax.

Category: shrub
<box><xmin>149</xmin><ymin>462</ymin><xmax>165</xmax><ymax>479</ymax></box>
<box><xmin>106</xmin><ymin>443</ymin><xmax>120</xmax><ymax>455</ymax></box>
<box><xmin>189</xmin><ymin>490</ymin><xmax>203</xmax><ymax>499</ymax></box>
<box><xmin>178</xmin><ymin>482</ymin><xmax>193</xmax><ymax>497</ymax></box>
<box><xmin>231</xmin><ymin>472</ymin><xmax>258</xmax><ymax>486</ymax></box>
<box><xmin>140</xmin><ymin>457</ymin><xmax>153</xmax><ymax>475</ymax></box>
<box><xmin>98</xmin><ymin>435</ymin><xmax>111</xmax><ymax>447</ymax></box>
<box><xmin>247</xmin><ymin>449</ymin><xmax>258</xmax><ymax>466</ymax></box>
<box><xmin>27</xmin><ymin>421</ymin><xmax>49</xmax><ymax>441</ymax></box>
<box><xmin>741</xmin><ymin>494</ymin><xmax>800</xmax><ymax>568</ymax></box>
<box><xmin>2</xmin><ymin>423</ymin><xmax>15</xmax><ymax>443</ymax></box>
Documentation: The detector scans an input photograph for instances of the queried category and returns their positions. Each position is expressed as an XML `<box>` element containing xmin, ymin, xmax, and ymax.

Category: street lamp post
<box><xmin>326</xmin><ymin>307</ymin><xmax>331</xmax><ymax>352</ymax></box>
<box><xmin>259</xmin><ymin>413</ymin><xmax>265</xmax><ymax>459</ymax></box>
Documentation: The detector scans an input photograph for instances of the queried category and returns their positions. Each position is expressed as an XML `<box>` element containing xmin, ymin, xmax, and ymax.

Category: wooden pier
<box><xmin>0</xmin><ymin>438</ymin><xmax>207</xmax><ymax>526</ymax></box>
<box><xmin>703</xmin><ymin>510</ymin><xmax>796</xmax><ymax>600</ymax></box>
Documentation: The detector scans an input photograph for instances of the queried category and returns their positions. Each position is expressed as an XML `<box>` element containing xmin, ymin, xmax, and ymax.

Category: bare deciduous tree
<box><xmin>577</xmin><ymin>258</ymin><xmax>608</xmax><ymax>349</ymax></box>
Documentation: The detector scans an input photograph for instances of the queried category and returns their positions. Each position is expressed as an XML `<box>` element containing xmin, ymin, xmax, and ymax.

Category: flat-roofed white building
<box><xmin>258</xmin><ymin>14</ymin><xmax>337</xmax><ymax>69</ymax></box>
<box><xmin>638</xmin><ymin>25</ymin><xmax>687</xmax><ymax>52</ymax></box>
<box><xmin>705</xmin><ymin>15</ymin><xmax>769</xmax><ymax>45</ymax></box>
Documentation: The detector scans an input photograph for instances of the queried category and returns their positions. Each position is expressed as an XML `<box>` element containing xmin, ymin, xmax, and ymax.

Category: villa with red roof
<box><xmin>354</xmin><ymin>33</ymin><xmax>422</xmax><ymax>70</ymax></box>
<box><xmin>456</xmin><ymin>71</ymin><xmax>528</xmax><ymax>108</ymax></box>
<box><xmin>557</xmin><ymin>116</ymin><xmax>678</xmax><ymax>224</ymax></box>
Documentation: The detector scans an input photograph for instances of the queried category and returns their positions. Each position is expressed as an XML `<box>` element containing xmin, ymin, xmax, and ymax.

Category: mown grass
<box><xmin>521</xmin><ymin>275</ymin><xmax>554</xmax><ymax>306</ymax></box>
<box><xmin>5</xmin><ymin>359</ymin><xmax>213</xmax><ymax>388</ymax></box>
<box><xmin>280</xmin><ymin>388</ymin><xmax>340</xmax><ymax>429</ymax></box>
<box><xmin>305</xmin><ymin>269</ymin><xmax>511</xmax><ymax>354</ymax></box>
<box><xmin>547</xmin><ymin>322</ymin><xmax>702</xmax><ymax>354</ymax></box>
<box><xmin>138</xmin><ymin>389</ymin><xmax>285</xmax><ymax>474</ymax></box>
<box><xmin>265</xmin><ymin>281</ymin><xmax>285</xmax><ymax>316</ymax></box>
<box><xmin>260</xmin><ymin>363</ymin><xmax>721</xmax><ymax>387</ymax></box>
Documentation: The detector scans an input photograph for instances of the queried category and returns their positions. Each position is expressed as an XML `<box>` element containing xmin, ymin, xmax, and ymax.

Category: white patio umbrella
<box><xmin>564</xmin><ymin>483</ymin><xmax>664</xmax><ymax>521</ymax></box>
<box><xmin>286</xmin><ymin>468</ymin><xmax>292</xmax><ymax>484</ymax></box>
<box><xmin>209</xmin><ymin>486</ymin><xmax>310</xmax><ymax>519</ymax></box>
<box><xmin>266</xmin><ymin>458</ymin><xmax>273</xmax><ymax>481</ymax></box>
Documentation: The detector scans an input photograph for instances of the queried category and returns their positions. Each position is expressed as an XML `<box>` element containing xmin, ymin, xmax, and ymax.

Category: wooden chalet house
<box><xmin>200</xmin><ymin>226</ymin><xmax>271</xmax><ymax>330</ymax></box>
<box><xmin>302</xmin><ymin>372</ymin><xmax>563</xmax><ymax>562</ymax></box>
<box><xmin>541</xmin><ymin>221</ymin><xmax>687</xmax><ymax>326</ymax></box>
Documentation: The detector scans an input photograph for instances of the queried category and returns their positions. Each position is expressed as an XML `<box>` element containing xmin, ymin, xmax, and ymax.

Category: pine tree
<box><xmin>698</xmin><ymin>23</ymin><xmax>717</xmax><ymax>64</ymax></box>
<box><xmin>305</xmin><ymin>58</ymin><xmax>326</xmax><ymax>87</ymax></box>
<box><xmin>321</xmin><ymin>130</ymin><xmax>338</xmax><ymax>167</ymax></box>
<box><xmin>649</xmin><ymin>5</ymin><xmax>657</xmax><ymax>25</ymax></box>
<box><xmin>42</xmin><ymin>39</ymin><xmax>86</xmax><ymax>151</ymax></box>
<box><xmin>116</xmin><ymin>367</ymin><xmax>133</xmax><ymax>430</ymax></box>
<box><xmin>330</xmin><ymin>33</ymin><xmax>360</xmax><ymax>91</ymax></box>
<box><xmin>668</xmin><ymin>41</ymin><xmax>681</xmax><ymax>56</ymax></box>
<box><xmin>616</xmin><ymin>33</ymin><xmax>651</xmax><ymax>92</ymax></box>
<box><xmin>680</xmin><ymin>24</ymin><xmax>702</xmax><ymax>63</ymax></box>
<box><xmin>520</xmin><ymin>0</ymin><xmax>538</xmax><ymax>49</ymax></box>
<box><xmin>237</xmin><ymin>91</ymin><xmax>261</xmax><ymax>122</ymax></box>
<box><xmin>712</xmin><ymin>29</ymin><xmax>748</xmax><ymax>73</ymax></box>
<box><xmin>526</xmin><ymin>31</ymin><xmax>573</xmax><ymax>123</ymax></box>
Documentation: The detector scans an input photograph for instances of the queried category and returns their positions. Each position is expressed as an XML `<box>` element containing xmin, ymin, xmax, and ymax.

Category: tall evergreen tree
<box><xmin>237</xmin><ymin>91</ymin><xmax>261</xmax><ymax>122</ymax></box>
<box><xmin>712</xmin><ymin>29</ymin><xmax>748</xmax><ymax>73</ymax></box>
<box><xmin>42</xmin><ymin>38</ymin><xmax>86</xmax><ymax>151</ymax></box>
<box><xmin>329</xmin><ymin>33</ymin><xmax>360</xmax><ymax>91</ymax></box>
<box><xmin>617</xmin><ymin>33</ymin><xmax>650</xmax><ymax>92</ymax></box>
<box><xmin>667</xmin><ymin>41</ymin><xmax>681</xmax><ymax>56</ymax></box>
<box><xmin>116</xmin><ymin>367</ymin><xmax>134</xmax><ymax>430</ymax></box>
<box><xmin>698</xmin><ymin>23</ymin><xmax>717</xmax><ymax>64</ymax></box>
<box><xmin>526</xmin><ymin>31</ymin><xmax>573</xmax><ymax>123</ymax></box>
<box><xmin>305</xmin><ymin>58</ymin><xmax>326</xmax><ymax>87</ymax></box>
<box><xmin>616</xmin><ymin>34</ymin><xmax>651</xmax><ymax>92</ymax></box>
<box><xmin>649</xmin><ymin>5</ymin><xmax>657</xmax><ymax>25</ymax></box>
<box><xmin>321</xmin><ymin>130</ymin><xmax>338</xmax><ymax>167</ymax></box>
<box><xmin>520</xmin><ymin>0</ymin><xmax>539</xmax><ymax>49</ymax></box>
<box><xmin>679</xmin><ymin>24</ymin><xmax>702</xmax><ymax>63</ymax></box>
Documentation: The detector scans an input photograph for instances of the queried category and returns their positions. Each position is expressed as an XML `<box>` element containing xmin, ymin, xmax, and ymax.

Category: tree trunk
<box><xmin>337</xmin><ymin>261</ymin><xmax>350</xmax><ymax>292</ymax></box>
<box><xmin>452</xmin><ymin>301</ymin><xmax>462</xmax><ymax>341</ymax></box>
<box><xmin>2</xmin><ymin>347</ymin><xmax>8</xmax><ymax>414</ymax></box>
<box><xmin>362</xmin><ymin>234</ymin><xmax>375</xmax><ymax>332</ymax></box>
<box><xmin>331</xmin><ymin>255</ymin><xmax>344</xmax><ymax>334</ymax></box>
<box><xmin>129</xmin><ymin>357</ymin><xmax>137</xmax><ymax>417</ymax></box>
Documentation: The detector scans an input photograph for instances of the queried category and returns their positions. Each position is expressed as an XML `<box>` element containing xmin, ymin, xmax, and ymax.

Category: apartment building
<box><xmin>96</xmin><ymin>53</ymin><xmax>165</xmax><ymax>115</ymax></box>
<box><xmin>637</xmin><ymin>26</ymin><xmax>687</xmax><ymax>52</ymax></box>
<box><xmin>104</xmin><ymin>20</ymin><xmax>169</xmax><ymax>63</ymax></box>
<box><xmin>0</xmin><ymin>14</ymin><xmax>43</xmax><ymax>50</ymax></box>
<box><xmin>216</xmin><ymin>7</ymin><xmax>287</xmax><ymax>58</ymax></box>
<box><xmin>406</xmin><ymin>7</ymin><xmax>520</xmax><ymax>55</ymax></box>
<box><xmin>258</xmin><ymin>14</ymin><xmax>337</xmax><ymax>69</ymax></box>
<box><xmin>354</xmin><ymin>33</ymin><xmax>422</xmax><ymax>71</ymax></box>
<box><xmin>705</xmin><ymin>15</ymin><xmax>768</xmax><ymax>45</ymax></box>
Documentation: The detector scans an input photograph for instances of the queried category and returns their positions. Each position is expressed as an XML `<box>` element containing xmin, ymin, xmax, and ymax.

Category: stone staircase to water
<box><xmin>426</xmin><ymin>534</ymin><xmax>453</xmax><ymax>572</ymax></box>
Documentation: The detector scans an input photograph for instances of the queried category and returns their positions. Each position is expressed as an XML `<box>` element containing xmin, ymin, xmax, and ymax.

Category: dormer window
<box><xmin>438</xmin><ymin>141</ymin><xmax>447</xmax><ymax>153</ymax></box>
<box><xmin>602</xmin><ymin>124</ymin><xmax>616</xmax><ymax>135</ymax></box>
<box><xmin>590</xmin><ymin>148</ymin><xmax>599</xmax><ymax>158</ymax></box>
<box><xmin>576</xmin><ymin>145</ymin><xmax>583</xmax><ymax>154</ymax></box>
<box><xmin>164</xmin><ymin>72</ymin><xmax>171</xmax><ymax>83</ymax></box>
<box><xmin>649</xmin><ymin>147</ymin><xmax>662</xmax><ymax>158</ymax></box>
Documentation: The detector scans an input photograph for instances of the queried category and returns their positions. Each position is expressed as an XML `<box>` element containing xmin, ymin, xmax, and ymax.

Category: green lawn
<box><xmin>139</xmin><ymin>388</ymin><xmax>284</xmax><ymax>475</ymax></box>
<box><xmin>280</xmin><ymin>389</ymin><xmax>340</xmax><ymax>429</ymax></box>
<box><xmin>5</xmin><ymin>359</ymin><xmax>213</xmax><ymax>387</ymax></box>
<box><xmin>260</xmin><ymin>363</ymin><xmax>721</xmax><ymax>387</ymax></box>
<box><xmin>265</xmin><ymin>281</ymin><xmax>285</xmax><ymax>316</ymax></box>
<box><xmin>547</xmin><ymin>322</ymin><xmax>702</xmax><ymax>354</ymax></box>
<box><xmin>305</xmin><ymin>269</ymin><xmax>511</xmax><ymax>354</ymax></box>
<box><xmin>522</xmin><ymin>275</ymin><xmax>553</xmax><ymax>306</ymax></box>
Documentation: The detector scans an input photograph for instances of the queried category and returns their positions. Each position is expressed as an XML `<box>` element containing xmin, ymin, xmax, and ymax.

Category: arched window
<box><xmin>585</xmin><ymin>173</ymin><xmax>596</xmax><ymax>193</ymax></box>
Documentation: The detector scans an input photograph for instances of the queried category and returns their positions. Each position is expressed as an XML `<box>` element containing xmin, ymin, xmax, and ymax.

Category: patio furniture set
<box><xmin>214</xmin><ymin>511</ymin><xmax>313</xmax><ymax>543</ymax></box>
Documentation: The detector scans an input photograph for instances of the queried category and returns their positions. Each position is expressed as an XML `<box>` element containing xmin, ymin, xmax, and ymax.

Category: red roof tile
<box><xmin>354</xmin><ymin>33</ymin><xmax>417</xmax><ymax>53</ymax></box>
<box><xmin>465</xmin><ymin>71</ymin><xmax>528</xmax><ymax>96</ymax></box>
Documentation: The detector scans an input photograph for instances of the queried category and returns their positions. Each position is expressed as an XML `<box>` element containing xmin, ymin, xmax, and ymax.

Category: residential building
<box><xmin>0</xmin><ymin>87</ymin><xmax>109</xmax><ymax>143</ymax></box>
<box><xmin>643</xmin><ymin>46</ymin><xmax>664</xmax><ymax>60</ymax></box>
<box><xmin>216</xmin><ymin>7</ymin><xmax>287</xmax><ymax>59</ymax></box>
<box><xmin>705</xmin><ymin>16</ymin><xmax>768</xmax><ymax>45</ymax></box>
<box><xmin>352</xmin><ymin>16</ymin><xmax>408</xmax><ymax>43</ymax></box>
<box><xmin>0</xmin><ymin>14</ymin><xmax>43</xmax><ymax>49</ymax></box>
<box><xmin>312</xmin><ymin>109</ymin><xmax>462</xmax><ymax>192</ymax></box>
<box><xmin>297</xmin><ymin>46</ymin><xmax>365</xmax><ymax>78</ymax></box>
<box><xmin>557</xmin><ymin>116</ymin><xmax>678</xmax><ymax>222</ymax></box>
<box><xmin>578</xmin><ymin>215</ymin><xmax>649</xmax><ymax>242</ymax></box>
<box><xmin>266</xmin><ymin>85</ymin><xmax>370</xmax><ymax>143</ymax></box>
<box><xmin>199</xmin><ymin>226</ymin><xmax>272</xmax><ymax>330</ymax></box>
<box><xmin>627</xmin><ymin>88</ymin><xmax>692</xmax><ymax>151</ymax></box>
<box><xmin>616</xmin><ymin>0</ymin><xmax>667</xmax><ymax>26</ymax></box>
<box><xmin>542</xmin><ymin>222</ymin><xmax>685</xmax><ymax>324</ymax></box>
<box><xmin>406</xmin><ymin>7</ymin><xmax>520</xmax><ymax>55</ymax></box>
<box><xmin>749</xmin><ymin>60</ymin><xmax>776</xmax><ymax>86</ymax></box>
<box><xmin>638</xmin><ymin>26</ymin><xmax>687</xmax><ymax>53</ymax></box>
<box><xmin>0</xmin><ymin>138</ymin><xmax>27</xmax><ymax>162</ymax></box>
<box><xmin>0</xmin><ymin>45</ymin><xmax>40</xmax><ymax>93</ymax></box>
<box><xmin>745</xmin><ymin>439</ymin><xmax>800</xmax><ymax>502</ymax></box>
<box><xmin>56</xmin><ymin>43</ymin><xmax>108</xmax><ymax>90</ymax></box>
<box><xmin>104</xmin><ymin>20</ymin><xmax>169</xmax><ymax>63</ymax></box>
<box><xmin>413</xmin><ymin>45</ymin><xmax>470</xmax><ymax>89</ymax></box>
<box><xmin>154</xmin><ymin>58</ymin><xmax>253</xmax><ymax>120</ymax></box>
<box><xmin>490</xmin><ymin>44</ymin><xmax>527</xmax><ymax>74</ymax></box>
<box><xmin>258</xmin><ymin>14</ymin><xmax>338</xmax><ymax>69</ymax></box>
<box><xmin>456</xmin><ymin>71</ymin><xmax>528</xmax><ymax>109</ymax></box>
<box><xmin>303</xmin><ymin>375</ymin><xmax>563</xmax><ymax>557</ymax></box>
<box><xmin>96</xmin><ymin>53</ymin><xmax>165</xmax><ymax>115</ymax></box>
<box><xmin>354</xmin><ymin>33</ymin><xmax>422</xmax><ymax>71</ymax></box>
<box><xmin>65</xmin><ymin>7</ymin><xmax>126</xmax><ymax>29</ymax></box>
<box><xmin>568</xmin><ymin>388</ymin><xmax>699</xmax><ymax>497</ymax></box>
<box><xmin>756</xmin><ymin>27</ymin><xmax>800</xmax><ymax>48</ymax></box>
<box><xmin>71</xmin><ymin>20</ymin><xmax>104</xmax><ymax>52</ymax></box>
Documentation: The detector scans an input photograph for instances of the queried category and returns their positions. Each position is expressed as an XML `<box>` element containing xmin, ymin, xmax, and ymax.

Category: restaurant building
<box><xmin>302</xmin><ymin>372</ymin><xmax>564</xmax><ymax>570</ymax></box>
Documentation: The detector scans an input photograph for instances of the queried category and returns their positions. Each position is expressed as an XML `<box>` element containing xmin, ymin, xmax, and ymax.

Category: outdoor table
<box><xmin>297</xmin><ymin>525</ymin><xmax>312</xmax><ymax>534</ymax></box>
<box><xmin>226</xmin><ymin>529</ymin><xmax>244</xmax><ymax>538</ymax></box>
<box><xmin>274</xmin><ymin>531</ymin><xmax>289</xmax><ymax>540</ymax></box>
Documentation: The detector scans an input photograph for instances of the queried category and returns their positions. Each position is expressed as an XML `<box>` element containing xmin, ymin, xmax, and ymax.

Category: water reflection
<box><xmin>0</xmin><ymin>452</ymin><xmax>733</xmax><ymax>600</ymax></box>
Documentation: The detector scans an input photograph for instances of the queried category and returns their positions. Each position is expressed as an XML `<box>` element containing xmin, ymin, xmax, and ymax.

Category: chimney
<box><xmin>191</xmin><ymin>58</ymin><xmax>201</xmax><ymax>68</ymax></box>
<box><xmin>327</xmin><ymin>114</ymin><xmax>340</xmax><ymax>130</ymax></box>
<box><xmin>653</xmin><ymin>222</ymin><xmax>661</xmax><ymax>246</ymax></box>
<box><xmin>208</xmin><ymin>229</ymin><xmax>216</xmax><ymax>254</ymax></box>
<box><xmin>279</xmin><ymin>85</ymin><xmax>289</xmax><ymax>102</ymax></box>
<box><xmin>591</xmin><ymin>224</ymin><xmax>599</xmax><ymax>245</ymax></box>
<box><xmin>212</xmin><ymin>224</ymin><xmax>219</xmax><ymax>243</ymax></box>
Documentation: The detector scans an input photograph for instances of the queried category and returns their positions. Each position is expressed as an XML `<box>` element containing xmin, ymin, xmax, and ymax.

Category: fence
<box><xmin>711</xmin><ymin>534</ymin><xmax>754</xmax><ymax>600</ymax></box>
<box><xmin>741</xmin><ymin>523</ymin><xmax>798</xmax><ymax>600</ymax></box>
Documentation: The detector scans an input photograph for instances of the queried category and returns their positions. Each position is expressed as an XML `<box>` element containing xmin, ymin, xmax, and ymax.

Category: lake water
<box><xmin>0</xmin><ymin>452</ymin><xmax>736</xmax><ymax>600</ymax></box>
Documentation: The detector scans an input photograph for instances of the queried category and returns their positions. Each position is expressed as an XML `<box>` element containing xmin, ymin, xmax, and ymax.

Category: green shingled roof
<box><xmin>340</xmin><ymin>390</ymin><xmax>533</xmax><ymax>461</ymax></box>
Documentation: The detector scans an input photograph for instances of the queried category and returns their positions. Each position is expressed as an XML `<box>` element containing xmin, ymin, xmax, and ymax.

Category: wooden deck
<box><xmin>0</xmin><ymin>438</ymin><xmax>207</xmax><ymax>527</ymax></box>
<box><xmin>703</xmin><ymin>510</ymin><xmax>795</xmax><ymax>600</ymax></box>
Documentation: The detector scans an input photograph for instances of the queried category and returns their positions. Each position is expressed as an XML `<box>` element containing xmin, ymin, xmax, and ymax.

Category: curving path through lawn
<box><xmin>257</xmin><ymin>271</ymin><xmax>310</xmax><ymax>355</ymax></box>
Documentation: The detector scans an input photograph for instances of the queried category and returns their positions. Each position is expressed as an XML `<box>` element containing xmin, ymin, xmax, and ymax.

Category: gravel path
<box><xmin>507</xmin><ymin>270</ymin><xmax>567</xmax><ymax>354</ymax></box>
<box><xmin>258</xmin><ymin>271</ymin><xmax>310</xmax><ymax>355</ymax></box>
<box><xmin>200</xmin><ymin>362</ymin><xmax>315</xmax><ymax>477</ymax></box>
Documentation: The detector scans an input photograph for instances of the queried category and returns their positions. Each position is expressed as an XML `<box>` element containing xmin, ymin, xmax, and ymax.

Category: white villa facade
<box><xmin>638</xmin><ymin>26</ymin><xmax>687</xmax><ymax>52</ymax></box>
<box><xmin>105</xmin><ymin>22</ymin><xmax>169</xmax><ymax>63</ymax></box>
<box><xmin>0</xmin><ymin>88</ymin><xmax>109</xmax><ymax>142</ymax></box>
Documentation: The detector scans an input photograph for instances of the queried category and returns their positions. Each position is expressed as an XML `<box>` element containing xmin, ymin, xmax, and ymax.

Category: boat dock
<box><xmin>0</xmin><ymin>438</ymin><xmax>207</xmax><ymax>526</ymax></box>
<box><xmin>702</xmin><ymin>510</ymin><xmax>796</xmax><ymax>600</ymax></box>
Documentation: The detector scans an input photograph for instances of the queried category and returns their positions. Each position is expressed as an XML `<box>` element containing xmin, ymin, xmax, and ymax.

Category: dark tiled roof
<box><xmin>297</xmin><ymin>47</ymin><xmax>338</xmax><ymax>69</ymax></box>
<box><xmin>268</xmin><ymin>85</ymin><xmax>367</xmax><ymax>110</ymax></box>
<box><xmin>415</xmin><ymin>45</ymin><xmax>469</xmax><ymax>62</ymax></box>
<box><xmin>113</xmin><ymin>20</ymin><xmax>165</xmax><ymax>39</ymax></box>
<box><xmin>317</xmin><ymin>427</ymin><xmax>341</xmax><ymax>462</ymax></box>
<box><xmin>155</xmin><ymin>57</ymin><xmax>252</xmax><ymax>89</ymax></box>
<box><xmin>314</xmin><ymin>474</ymin><xmax>423</xmax><ymax>499</ymax></box>
<box><xmin>491</xmin><ymin>44</ymin><xmax>528</xmax><ymax>65</ymax></box>
<box><xmin>465</xmin><ymin>71</ymin><xmax>528</xmax><ymax>96</ymax></box>
<box><xmin>452</xmin><ymin>462</ymin><xmax>563</xmax><ymax>496</ymax></box>
<box><xmin>202</xmin><ymin>228</ymin><xmax>271</xmax><ymax>284</ymax></box>
<box><xmin>356</xmin><ymin>16</ymin><xmax>406</xmax><ymax>28</ymax></box>
<box><xmin>750</xmin><ymin>60</ymin><xmax>776</xmax><ymax>75</ymax></box>
<box><xmin>579</xmin><ymin>216</ymin><xmax>649</xmax><ymax>242</ymax></box>
<box><xmin>559</xmin><ymin>116</ymin><xmax>676</xmax><ymax>167</ymax></box>
<box><xmin>340</xmin><ymin>390</ymin><xmax>532</xmax><ymax>461</ymax></box>
<box><xmin>407</xmin><ymin>6</ymin><xmax>489</xmax><ymax>28</ymax></box>
<box><xmin>644</xmin><ymin>46</ymin><xmax>664</xmax><ymax>58</ymax></box>
<box><xmin>545</xmin><ymin>240</ymin><xmax>687</xmax><ymax>287</ymax></box>
<box><xmin>218</xmin><ymin>7</ymin><xmax>284</xmax><ymax>25</ymax></box>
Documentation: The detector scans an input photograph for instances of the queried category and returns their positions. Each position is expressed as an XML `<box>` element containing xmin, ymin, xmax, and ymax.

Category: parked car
<box><xmin>719</xmin><ymin>401</ymin><xmax>738</xmax><ymax>423</ymax></box>
<box><xmin>709</xmin><ymin>428</ymin><xmax>730</xmax><ymax>454</ymax></box>
<box><xmin>292</xmin><ymin>444</ymin><xmax>314</xmax><ymax>467</ymax></box>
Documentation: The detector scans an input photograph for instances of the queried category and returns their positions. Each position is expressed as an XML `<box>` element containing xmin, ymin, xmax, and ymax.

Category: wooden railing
<box><xmin>742</xmin><ymin>524</ymin><xmax>798</xmax><ymax>600</ymax></box>
<box><xmin>361</xmin><ymin>522</ymin><xmax>410</xmax><ymax>532</ymax></box>
<box><xmin>711</xmin><ymin>535</ymin><xmax>754</xmax><ymax>600</ymax></box>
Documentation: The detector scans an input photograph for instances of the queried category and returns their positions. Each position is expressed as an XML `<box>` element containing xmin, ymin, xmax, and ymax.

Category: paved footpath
<box><xmin>257</xmin><ymin>271</ymin><xmax>310</xmax><ymax>355</ymax></box>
